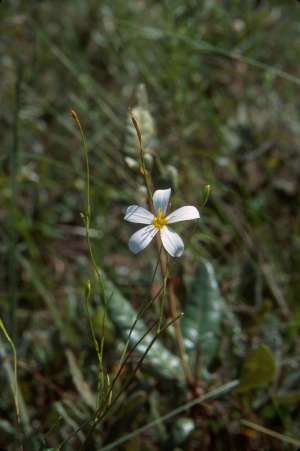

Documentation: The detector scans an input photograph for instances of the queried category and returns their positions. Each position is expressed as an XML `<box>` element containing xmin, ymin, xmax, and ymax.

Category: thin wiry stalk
<box><xmin>71</xmin><ymin>109</ymin><xmax>104</xmax><ymax>288</ymax></box>
<box><xmin>151</xmin><ymin>244</ymin><xmax>164</xmax><ymax>285</ymax></box>
<box><xmin>0</xmin><ymin>318</ymin><xmax>23</xmax><ymax>450</ymax></box>
<box><xmin>59</xmin><ymin>312</ymin><xmax>178</xmax><ymax>450</ymax></box>
<box><xmin>71</xmin><ymin>109</ymin><xmax>109</xmax><ymax>415</ymax></box>
<box><xmin>168</xmin><ymin>279</ymin><xmax>194</xmax><ymax>386</ymax></box>
<box><xmin>158</xmin><ymin>259</ymin><xmax>168</xmax><ymax>333</ymax></box>
<box><xmin>97</xmin><ymin>266</ymin><xmax>165</xmax><ymax>416</ymax></box>
<box><xmin>104</xmin><ymin>314</ymin><xmax>183</xmax><ymax>415</ymax></box>
<box><xmin>130</xmin><ymin>111</ymin><xmax>154</xmax><ymax>211</ymax></box>
<box><xmin>84</xmin><ymin>281</ymin><xmax>106</xmax><ymax>412</ymax></box>
<box><xmin>115</xmin><ymin>283</ymin><xmax>164</xmax><ymax>382</ymax></box>
<box><xmin>0</xmin><ymin>319</ymin><xmax>20</xmax><ymax>423</ymax></box>
<box><xmin>97</xmin><ymin>316</ymin><xmax>164</xmax><ymax>421</ymax></box>
<box><xmin>241</xmin><ymin>419</ymin><xmax>300</xmax><ymax>448</ymax></box>
<box><xmin>81</xmin><ymin>314</ymin><xmax>183</xmax><ymax>449</ymax></box>
<box><xmin>104</xmin><ymin>252</ymin><xmax>164</xmax><ymax>391</ymax></box>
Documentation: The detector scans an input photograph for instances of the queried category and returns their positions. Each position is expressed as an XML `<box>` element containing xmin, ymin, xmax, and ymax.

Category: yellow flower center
<box><xmin>153</xmin><ymin>209</ymin><xmax>168</xmax><ymax>229</ymax></box>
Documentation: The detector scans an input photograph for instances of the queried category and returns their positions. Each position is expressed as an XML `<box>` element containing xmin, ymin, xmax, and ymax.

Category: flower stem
<box><xmin>158</xmin><ymin>244</ymin><xmax>194</xmax><ymax>387</ymax></box>
<box><xmin>130</xmin><ymin>112</ymin><xmax>154</xmax><ymax>211</ymax></box>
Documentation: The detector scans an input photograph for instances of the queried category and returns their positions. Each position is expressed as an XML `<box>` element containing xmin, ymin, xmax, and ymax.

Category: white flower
<box><xmin>124</xmin><ymin>188</ymin><xmax>200</xmax><ymax>257</ymax></box>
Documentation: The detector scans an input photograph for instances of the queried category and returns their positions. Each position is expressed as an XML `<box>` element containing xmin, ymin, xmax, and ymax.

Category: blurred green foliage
<box><xmin>238</xmin><ymin>344</ymin><xmax>276</xmax><ymax>392</ymax></box>
<box><xmin>1</xmin><ymin>0</ymin><xmax>300</xmax><ymax>449</ymax></box>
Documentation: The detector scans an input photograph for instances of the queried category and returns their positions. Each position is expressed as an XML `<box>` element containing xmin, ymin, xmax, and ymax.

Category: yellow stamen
<box><xmin>153</xmin><ymin>209</ymin><xmax>168</xmax><ymax>230</ymax></box>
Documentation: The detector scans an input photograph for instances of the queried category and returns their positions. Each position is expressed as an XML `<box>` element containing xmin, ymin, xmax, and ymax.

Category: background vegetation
<box><xmin>1</xmin><ymin>0</ymin><xmax>300</xmax><ymax>449</ymax></box>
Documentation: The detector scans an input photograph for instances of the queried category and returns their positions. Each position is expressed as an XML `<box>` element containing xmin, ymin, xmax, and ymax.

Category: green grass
<box><xmin>1</xmin><ymin>0</ymin><xmax>300</xmax><ymax>449</ymax></box>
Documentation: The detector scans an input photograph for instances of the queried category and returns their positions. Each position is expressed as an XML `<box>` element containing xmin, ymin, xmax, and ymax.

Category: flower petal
<box><xmin>153</xmin><ymin>188</ymin><xmax>171</xmax><ymax>214</ymax></box>
<box><xmin>167</xmin><ymin>206</ymin><xmax>200</xmax><ymax>224</ymax></box>
<box><xmin>128</xmin><ymin>225</ymin><xmax>158</xmax><ymax>254</ymax></box>
<box><xmin>160</xmin><ymin>226</ymin><xmax>184</xmax><ymax>257</ymax></box>
<box><xmin>124</xmin><ymin>205</ymin><xmax>154</xmax><ymax>224</ymax></box>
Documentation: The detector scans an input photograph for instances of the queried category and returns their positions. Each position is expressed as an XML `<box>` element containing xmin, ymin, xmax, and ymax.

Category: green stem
<box><xmin>81</xmin><ymin>314</ymin><xmax>183</xmax><ymax>449</ymax></box>
<box><xmin>241</xmin><ymin>419</ymin><xmax>300</xmax><ymax>448</ymax></box>
<box><xmin>71</xmin><ymin>109</ymin><xmax>108</xmax><ymax>411</ymax></box>
<box><xmin>130</xmin><ymin>112</ymin><xmax>154</xmax><ymax>211</ymax></box>
<box><xmin>84</xmin><ymin>281</ymin><xmax>105</xmax><ymax>410</ymax></box>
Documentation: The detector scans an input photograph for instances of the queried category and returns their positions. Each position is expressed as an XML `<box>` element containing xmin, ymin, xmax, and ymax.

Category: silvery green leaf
<box><xmin>182</xmin><ymin>260</ymin><xmax>223</xmax><ymax>373</ymax></box>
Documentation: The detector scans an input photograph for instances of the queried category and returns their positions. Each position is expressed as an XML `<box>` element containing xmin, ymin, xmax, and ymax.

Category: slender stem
<box><xmin>130</xmin><ymin>112</ymin><xmax>154</xmax><ymax>211</ymax></box>
<box><xmin>241</xmin><ymin>419</ymin><xmax>300</xmax><ymax>448</ymax></box>
<box><xmin>159</xmin><ymin>245</ymin><xmax>194</xmax><ymax>386</ymax></box>
<box><xmin>169</xmin><ymin>279</ymin><xmax>194</xmax><ymax>385</ymax></box>
<box><xmin>158</xmin><ymin>261</ymin><xmax>168</xmax><ymax>333</ymax></box>
<box><xmin>71</xmin><ymin>110</ymin><xmax>91</xmax><ymax>218</ymax></box>
<box><xmin>71</xmin><ymin>109</ymin><xmax>106</xmax><ymax>296</ymax></box>
<box><xmin>0</xmin><ymin>319</ymin><xmax>20</xmax><ymax>423</ymax></box>
<box><xmin>103</xmin><ymin>286</ymin><xmax>165</xmax><ymax>413</ymax></box>
<box><xmin>84</xmin><ymin>281</ymin><xmax>105</xmax><ymax>411</ymax></box>
<box><xmin>81</xmin><ymin>314</ymin><xmax>183</xmax><ymax>449</ymax></box>
<box><xmin>71</xmin><ymin>109</ymin><xmax>109</xmax><ymax>413</ymax></box>
<box><xmin>105</xmin><ymin>314</ymin><xmax>183</xmax><ymax>417</ymax></box>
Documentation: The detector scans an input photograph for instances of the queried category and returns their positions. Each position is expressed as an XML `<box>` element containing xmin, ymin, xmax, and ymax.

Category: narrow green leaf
<box><xmin>54</xmin><ymin>402</ymin><xmax>85</xmax><ymax>443</ymax></box>
<box><xmin>241</xmin><ymin>419</ymin><xmax>300</xmax><ymax>448</ymax></box>
<box><xmin>66</xmin><ymin>350</ymin><xmax>95</xmax><ymax>409</ymax></box>
<box><xmin>103</xmin><ymin>275</ymin><xmax>184</xmax><ymax>382</ymax></box>
<box><xmin>0</xmin><ymin>341</ymin><xmax>31</xmax><ymax>435</ymax></box>
<box><xmin>237</xmin><ymin>344</ymin><xmax>276</xmax><ymax>392</ymax></box>
<box><xmin>182</xmin><ymin>259</ymin><xmax>223</xmax><ymax>371</ymax></box>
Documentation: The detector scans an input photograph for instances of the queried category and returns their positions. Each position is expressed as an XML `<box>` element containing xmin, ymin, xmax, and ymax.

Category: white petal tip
<box><xmin>167</xmin><ymin>206</ymin><xmax>200</xmax><ymax>224</ymax></box>
<box><xmin>128</xmin><ymin>225</ymin><xmax>158</xmax><ymax>255</ymax></box>
<box><xmin>173</xmin><ymin>249</ymin><xmax>184</xmax><ymax>258</ymax></box>
<box><xmin>161</xmin><ymin>226</ymin><xmax>184</xmax><ymax>258</ymax></box>
<box><xmin>128</xmin><ymin>243</ymin><xmax>141</xmax><ymax>254</ymax></box>
<box><xmin>124</xmin><ymin>205</ymin><xmax>154</xmax><ymax>224</ymax></box>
